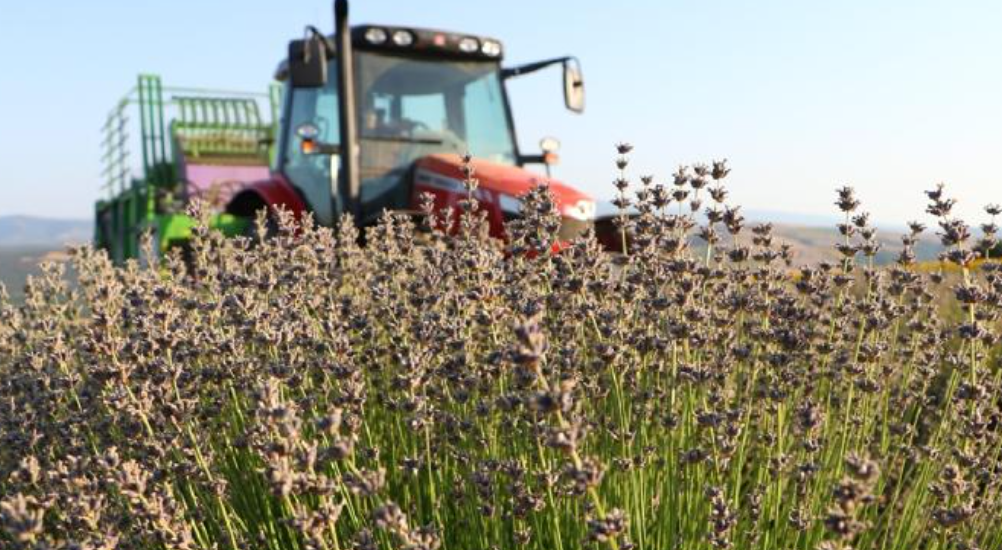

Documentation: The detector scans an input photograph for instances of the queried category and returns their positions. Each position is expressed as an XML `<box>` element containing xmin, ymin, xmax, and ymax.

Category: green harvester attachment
<box><xmin>95</xmin><ymin>74</ymin><xmax>282</xmax><ymax>263</ymax></box>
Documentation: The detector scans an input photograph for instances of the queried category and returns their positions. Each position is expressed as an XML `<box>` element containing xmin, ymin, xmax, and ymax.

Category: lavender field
<box><xmin>2</xmin><ymin>154</ymin><xmax>1001</xmax><ymax>550</ymax></box>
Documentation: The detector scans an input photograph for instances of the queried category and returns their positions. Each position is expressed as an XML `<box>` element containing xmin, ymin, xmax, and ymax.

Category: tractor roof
<box><xmin>275</xmin><ymin>24</ymin><xmax>504</xmax><ymax>81</ymax></box>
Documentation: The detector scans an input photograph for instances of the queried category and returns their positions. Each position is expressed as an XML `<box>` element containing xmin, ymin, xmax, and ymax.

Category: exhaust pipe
<box><xmin>334</xmin><ymin>0</ymin><xmax>360</xmax><ymax>221</ymax></box>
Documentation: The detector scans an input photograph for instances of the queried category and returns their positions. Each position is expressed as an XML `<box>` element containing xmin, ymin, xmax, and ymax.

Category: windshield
<box><xmin>355</xmin><ymin>52</ymin><xmax>516</xmax><ymax>183</ymax></box>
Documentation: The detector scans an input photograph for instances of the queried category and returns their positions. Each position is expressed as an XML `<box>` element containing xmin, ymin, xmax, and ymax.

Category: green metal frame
<box><xmin>95</xmin><ymin>74</ymin><xmax>281</xmax><ymax>263</ymax></box>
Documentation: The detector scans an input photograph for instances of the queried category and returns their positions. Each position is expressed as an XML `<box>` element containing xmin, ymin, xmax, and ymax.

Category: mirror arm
<box><xmin>314</xmin><ymin>143</ymin><xmax>341</xmax><ymax>155</ymax></box>
<box><xmin>518</xmin><ymin>154</ymin><xmax>548</xmax><ymax>164</ymax></box>
<box><xmin>303</xmin><ymin>140</ymin><xmax>341</xmax><ymax>155</ymax></box>
<box><xmin>519</xmin><ymin>152</ymin><xmax>558</xmax><ymax>165</ymax></box>
<box><xmin>304</xmin><ymin>25</ymin><xmax>335</xmax><ymax>56</ymax></box>
<box><xmin>501</xmin><ymin>56</ymin><xmax>571</xmax><ymax>80</ymax></box>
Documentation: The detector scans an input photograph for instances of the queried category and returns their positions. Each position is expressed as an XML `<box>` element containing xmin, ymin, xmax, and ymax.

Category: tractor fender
<box><xmin>225</xmin><ymin>175</ymin><xmax>307</xmax><ymax>221</ymax></box>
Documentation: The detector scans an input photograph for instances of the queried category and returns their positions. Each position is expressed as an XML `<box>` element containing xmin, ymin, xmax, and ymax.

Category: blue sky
<box><xmin>1</xmin><ymin>0</ymin><xmax>1000</xmax><ymax>226</ymax></box>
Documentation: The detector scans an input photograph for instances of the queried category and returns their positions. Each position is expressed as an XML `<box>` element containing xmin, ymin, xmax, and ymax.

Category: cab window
<box><xmin>282</xmin><ymin>66</ymin><xmax>341</xmax><ymax>225</ymax></box>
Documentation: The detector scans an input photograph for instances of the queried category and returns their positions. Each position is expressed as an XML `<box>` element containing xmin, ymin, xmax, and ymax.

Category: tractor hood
<box><xmin>413</xmin><ymin>154</ymin><xmax>596</xmax><ymax>221</ymax></box>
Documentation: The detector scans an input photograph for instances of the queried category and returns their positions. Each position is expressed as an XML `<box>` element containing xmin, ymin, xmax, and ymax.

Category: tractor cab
<box><xmin>271</xmin><ymin>27</ymin><xmax>524</xmax><ymax>227</ymax></box>
<box><xmin>227</xmin><ymin>2</ymin><xmax>593</xmax><ymax>241</ymax></box>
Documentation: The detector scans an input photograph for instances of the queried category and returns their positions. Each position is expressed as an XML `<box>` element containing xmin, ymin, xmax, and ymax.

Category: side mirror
<box><xmin>501</xmin><ymin>56</ymin><xmax>585</xmax><ymax>113</ymax></box>
<box><xmin>289</xmin><ymin>36</ymin><xmax>329</xmax><ymax>88</ymax></box>
<box><xmin>296</xmin><ymin>123</ymin><xmax>340</xmax><ymax>155</ymax></box>
<box><xmin>562</xmin><ymin>58</ymin><xmax>585</xmax><ymax>114</ymax></box>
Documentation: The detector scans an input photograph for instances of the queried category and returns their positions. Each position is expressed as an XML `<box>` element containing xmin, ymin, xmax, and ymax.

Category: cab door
<box><xmin>280</xmin><ymin>76</ymin><xmax>341</xmax><ymax>226</ymax></box>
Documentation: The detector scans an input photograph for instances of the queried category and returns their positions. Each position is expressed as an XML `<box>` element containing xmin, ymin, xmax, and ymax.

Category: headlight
<box><xmin>364</xmin><ymin>27</ymin><xmax>388</xmax><ymax>45</ymax></box>
<box><xmin>481</xmin><ymin>40</ymin><xmax>502</xmax><ymax>57</ymax></box>
<box><xmin>564</xmin><ymin>199</ymin><xmax>596</xmax><ymax>221</ymax></box>
<box><xmin>392</xmin><ymin>30</ymin><xmax>414</xmax><ymax>47</ymax></box>
<box><xmin>458</xmin><ymin>37</ymin><xmax>479</xmax><ymax>53</ymax></box>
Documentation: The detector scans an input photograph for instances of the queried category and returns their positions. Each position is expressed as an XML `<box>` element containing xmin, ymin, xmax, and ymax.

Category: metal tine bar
<box><xmin>242</xmin><ymin>99</ymin><xmax>251</xmax><ymax>125</ymax></box>
<box><xmin>216</xmin><ymin>98</ymin><xmax>226</xmax><ymax>128</ymax></box>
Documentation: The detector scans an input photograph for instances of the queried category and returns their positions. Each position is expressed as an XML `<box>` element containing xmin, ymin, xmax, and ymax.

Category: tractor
<box><xmin>95</xmin><ymin>0</ymin><xmax>618</xmax><ymax>262</ymax></box>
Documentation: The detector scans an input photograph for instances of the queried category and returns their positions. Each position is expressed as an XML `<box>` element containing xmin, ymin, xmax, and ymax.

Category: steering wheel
<box><xmin>400</xmin><ymin>118</ymin><xmax>431</xmax><ymax>135</ymax></box>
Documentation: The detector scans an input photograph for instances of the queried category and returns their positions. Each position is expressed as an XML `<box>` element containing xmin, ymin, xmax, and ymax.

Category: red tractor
<box><xmin>96</xmin><ymin>0</ymin><xmax>616</xmax><ymax>261</ymax></box>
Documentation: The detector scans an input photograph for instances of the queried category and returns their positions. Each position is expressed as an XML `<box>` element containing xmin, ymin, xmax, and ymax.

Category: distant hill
<box><xmin>745</xmin><ymin>208</ymin><xmax>840</xmax><ymax>228</ymax></box>
<box><xmin>770</xmin><ymin>223</ymin><xmax>941</xmax><ymax>265</ymax></box>
<box><xmin>0</xmin><ymin>215</ymin><xmax>91</xmax><ymax>246</ymax></box>
<box><xmin>0</xmin><ymin>246</ymin><xmax>73</xmax><ymax>303</ymax></box>
<box><xmin>0</xmin><ymin>216</ymin><xmax>89</xmax><ymax>303</ymax></box>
